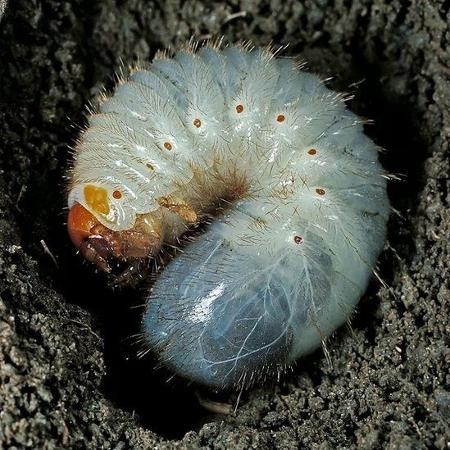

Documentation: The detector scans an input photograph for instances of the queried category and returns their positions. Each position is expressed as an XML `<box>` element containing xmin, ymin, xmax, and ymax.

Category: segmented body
<box><xmin>68</xmin><ymin>43</ymin><xmax>389</xmax><ymax>389</ymax></box>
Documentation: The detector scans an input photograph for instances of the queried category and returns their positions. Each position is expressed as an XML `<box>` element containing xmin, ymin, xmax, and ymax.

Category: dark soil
<box><xmin>0</xmin><ymin>1</ymin><xmax>449</xmax><ymax>448</ymax></box>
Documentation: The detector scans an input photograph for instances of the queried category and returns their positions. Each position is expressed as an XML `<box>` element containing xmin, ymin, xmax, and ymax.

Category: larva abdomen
<box><xmin>144</xmin><ymin>193</ymin><xmax>376</xmax><ymax>387</ymax></box>
<box><xmin>144</xmin><ymin>211</ymin><xmax>326</xmax><ymax>387</ymax></box>
<box><xmin>67</xmin><ymin>43</ymin><xmax>389</xmax><ymax>389</ymax></box>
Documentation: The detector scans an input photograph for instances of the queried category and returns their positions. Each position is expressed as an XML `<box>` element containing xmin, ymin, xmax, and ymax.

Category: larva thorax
<box><xmin>67</xmin><ymin>42</ymin><xmax>389</xmax><ymax>389</ymax></box>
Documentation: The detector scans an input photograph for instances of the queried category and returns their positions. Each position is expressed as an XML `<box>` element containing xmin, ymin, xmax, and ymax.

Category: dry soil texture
<box><xmin>0</xmin><ymin>1</ymin><xmax>449</xmax><ymax>449</ymax></box>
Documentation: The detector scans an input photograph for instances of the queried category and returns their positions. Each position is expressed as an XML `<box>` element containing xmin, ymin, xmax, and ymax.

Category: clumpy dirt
<box><xmin>0</xmin><ymin>0</ymin><xmax>449</xmax><ymax>448</ymax></box>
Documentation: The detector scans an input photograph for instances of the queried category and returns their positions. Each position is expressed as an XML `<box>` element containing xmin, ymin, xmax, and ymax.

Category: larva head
<box><xmin>67</xmin><ymin>185</ymin><xmax>163</xmax><ymax>271</ymax></box>
<box><xmin>67</xmin><ymin>201</ymin><xmax>121</xmax><ymax>272</ymax></box>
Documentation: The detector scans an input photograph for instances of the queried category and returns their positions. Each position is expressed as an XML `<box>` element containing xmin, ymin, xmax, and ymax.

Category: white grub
<box><xmin>68</xmin><ymin>42</ymin><xmax>390</xmax><ymax>390</ymax></box>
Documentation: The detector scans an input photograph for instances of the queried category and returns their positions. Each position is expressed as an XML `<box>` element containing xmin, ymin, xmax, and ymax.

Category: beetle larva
<box><xmin>67</xmin><ymin>42</ymin><xmax>389</xmax><ymax>389</ymax></box>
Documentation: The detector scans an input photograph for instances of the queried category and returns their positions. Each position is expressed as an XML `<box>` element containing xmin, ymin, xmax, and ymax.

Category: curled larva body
<box><xmin>67</xmin><ymin>43</ymin><xmax>389</xmax><ymax>389</ymax></box>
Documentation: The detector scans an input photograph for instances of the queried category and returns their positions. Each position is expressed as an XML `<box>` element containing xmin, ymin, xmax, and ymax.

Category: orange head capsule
<box><xmin>68</xmin><ymin>202</ymin><xmax>163</xmax><ymax>272</ymax></box>
<box><xmin>67</xmin><ymin>202</ymin><xmax>101</xmax><ymax>250</ymax></box>
<box><xmin>68</xmin><ymin>202</ymin><xmax>128</xmax><ymax>271</ymax></box>
<box><xmin>67</xmin><ymin>202</ymin><xmax>117</xmax><ymax>271</ymax></box>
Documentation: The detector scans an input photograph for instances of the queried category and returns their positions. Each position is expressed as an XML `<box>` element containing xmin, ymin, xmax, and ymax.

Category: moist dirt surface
<box><xmin>0</xmin><ymin>1</ymin><xmax>449</xmax><ymax>449</ymax></box>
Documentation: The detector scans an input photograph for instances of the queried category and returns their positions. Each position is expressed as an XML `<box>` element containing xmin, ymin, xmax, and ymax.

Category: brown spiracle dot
<box><xmin>276</xmin><ymin>114</ymin><xmax>285</xmax><ymax>123</ymax></box>
<box><xmin>193</xmin><ymin>118</ymin><xmax>202</xmax><ymax>128</ymax></box>
<box><xmin>315</xmin><ymin>188</ymin><xmax>326</xmax><ymax>196</ymax></box>
<box><xmin>236</xmin><ymin>104</ymin><xmax>244</xmax><ymax>113</ymax></box>
<box><xmin>308</xmin><ymin>148</ymin><xmax>317</xmax><ymax>155</ymax></box>
<box><xmin>112</xmin><ymin>190</ymin><xmax>122</xmax><ymax>199</ymax></box>
<box><xmin>294</xmin><ymin>235</ymin><xmax>304</xmax><ymax>245</ymax></box>
<box><xmin>163</xmin><ymin>142</ymin><xmax>172</xmax><ymax>150</ymax></box>
<box><xmin>146</xmin><ymin>163</ymin><xmax>155</xmax><ymax>170</ymax></box>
